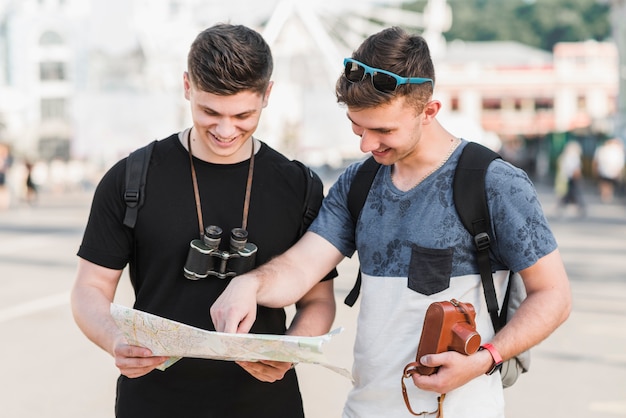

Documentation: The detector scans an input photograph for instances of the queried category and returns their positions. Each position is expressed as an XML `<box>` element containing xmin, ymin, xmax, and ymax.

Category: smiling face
<box><xmin>347</xmin><ymin>96</ymin><xmax>432</xmax><ymax>166</ymax></box>
<box><xmin>184</xmin><ymin>72</ymin><xmax>272</xmax><ymax>163</ymax></box>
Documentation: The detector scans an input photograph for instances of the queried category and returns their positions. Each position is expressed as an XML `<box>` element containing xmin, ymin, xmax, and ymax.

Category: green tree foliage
<box><xmin>404</xmin><ymin>0</ymin><xmax>611</xmax><ymax>51</ymax></box>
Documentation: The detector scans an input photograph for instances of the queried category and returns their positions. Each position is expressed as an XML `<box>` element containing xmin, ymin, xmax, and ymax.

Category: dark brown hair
<box><xmin>187</xmin><ymin>23</ymin><xmax>273</xmax><ymax>95</ymax></box>
<box><xmin>336</xmin><ymin>27</ymin><xmax>435</xmax><ymax>112</ymax></box>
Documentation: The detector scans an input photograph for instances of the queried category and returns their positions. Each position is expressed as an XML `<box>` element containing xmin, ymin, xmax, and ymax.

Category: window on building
<box><xmin>450</xmin><ymin>96</ymin><xmax>459</xmax><ymax>111</ymax></box>
<box><xmin>41</xmin><ymin>98</ymin><xmax>67</xmax><ymax>120</ymax></box>
<box><xmin>38</xmin><ymin>136</ymin><xmax>70</xmax><ymax>161</ymax></box>
<box><xmin>535</xmin><ymin>97</ymin><xmax>554</xmax><ymax>110</ymax></box>
<box><xmin>482</xmin><ymin>98</ymin><xmax>501</xmax><ymax>111</ymax></box>
<box><xmin>39</xmin><ymin>30</ymin><xmax>64</xmax><ymax>46</ymax></box>
<box><xmin>577</xmin><ymin>95</ymin><xmax>586</xmax><ymax>110</ymax></box>
<box><xmin>40</xmin><ymin>61</ymin><xmax>66</xmax><ymax>81</ymax></box>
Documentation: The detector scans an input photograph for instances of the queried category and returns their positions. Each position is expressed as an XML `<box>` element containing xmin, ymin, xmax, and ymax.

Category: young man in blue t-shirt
<box><xmin>211</xmin><ymin>26</ymin><xmax>571</xmax><ymax>418</ymax></box>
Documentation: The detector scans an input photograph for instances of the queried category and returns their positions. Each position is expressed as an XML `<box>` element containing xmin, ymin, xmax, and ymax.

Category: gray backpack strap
<box><xmin>123</xmin><ymin>140</ymin><xmax>156</xmax><ymax>228</ymax></box>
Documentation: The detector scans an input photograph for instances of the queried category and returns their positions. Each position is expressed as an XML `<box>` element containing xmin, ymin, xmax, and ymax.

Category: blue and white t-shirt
<box><xmin>309</xmin><ymin>140</ymin><xmax>557</xmax><ymax>418</ymax></box>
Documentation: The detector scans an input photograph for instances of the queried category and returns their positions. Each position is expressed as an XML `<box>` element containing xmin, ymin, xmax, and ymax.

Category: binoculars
<box><xmin>183</xmin><ymin>225</ymin><xmax>257</xmax><ymax>280</ymax></box>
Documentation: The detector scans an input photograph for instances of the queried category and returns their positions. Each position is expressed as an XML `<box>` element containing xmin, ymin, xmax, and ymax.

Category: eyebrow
<box><xmin>346</xmin><ymin>113</ymin><xmax>395</xmax><ymax>132</ymax></box>
<box><xmin>200</xmin><ymin>104</ymin><xmax>257</xmax><ymax>118</ymax></box>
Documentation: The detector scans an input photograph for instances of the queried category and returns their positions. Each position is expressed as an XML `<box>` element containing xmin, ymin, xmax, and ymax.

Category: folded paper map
<box><xmin>110</xmin><ymin>303</ymin><xmax>352</xmax><ymax>380</ymax></box>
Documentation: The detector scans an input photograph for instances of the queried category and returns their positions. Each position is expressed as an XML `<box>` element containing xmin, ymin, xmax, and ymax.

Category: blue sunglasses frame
<box><xmin>343</xmin><ymin>58</ymin><xmax>434</xmax><ymax>92</ymax></box>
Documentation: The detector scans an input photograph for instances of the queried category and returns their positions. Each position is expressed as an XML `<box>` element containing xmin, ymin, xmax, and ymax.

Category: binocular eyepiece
<box><xmin>183</xmin><ymin>225</ymin><xmax>258</xmax><ymax>280</ymax></box>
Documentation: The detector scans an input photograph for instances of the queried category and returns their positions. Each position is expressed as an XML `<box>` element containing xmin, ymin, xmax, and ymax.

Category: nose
<box><xmin>214</xmin><ymin>118</ymin><xmax>236</xmax><ymax>139</ymax></box>
<box><xmin>359</xmin><ymin>130</ymin><xmax>379</xmax><ymax>153</ymax></box>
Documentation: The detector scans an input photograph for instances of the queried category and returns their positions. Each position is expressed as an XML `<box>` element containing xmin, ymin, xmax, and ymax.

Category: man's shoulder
<box><xmin>121</xmin><ymin>134</ymin><xmax>179</xmax><ymax>165</ymax></box>
<box><xmin>149</xmin><ymin>134</ymin><xmax>180</xmax><ymax>158</ymax></box>
<box><xmin>258</xmin><ymin>142</ymin><xmax>322</xmax><ymax>183</ymax></box>
<box><xmin>485</xmin><ymin>157</ymin><xmax>531</xmax><ymax>186</ymax></box>
<box><xmin>98</xmin><ymin>134</ymin><xmax>180</xmax><ymax>187</ymax></box>
<box><xmin>339</xmin><ymin>158</ymin><xmax>382</xmax><ymax>188</ymax></box>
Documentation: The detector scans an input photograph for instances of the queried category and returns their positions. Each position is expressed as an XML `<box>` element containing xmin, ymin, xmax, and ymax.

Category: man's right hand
<box><xmin>210</xmin><ymin>275</ymin><xmax>259</xmax><ymax>334</ymax></box>
<box><xmin>113</xmin><ymin>341</ymin><xmax>169</xmax><ymax>378</ymax></box>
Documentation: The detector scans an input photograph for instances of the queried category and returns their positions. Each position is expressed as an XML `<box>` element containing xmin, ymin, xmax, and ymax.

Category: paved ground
<box><xmin>0</xmin><ymin>180</ymin><xmax>625</xmax><ymax>417</ymax></box>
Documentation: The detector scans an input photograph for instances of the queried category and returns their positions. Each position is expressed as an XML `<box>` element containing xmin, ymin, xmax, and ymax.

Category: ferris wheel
<box><xmin>262</xmin><ymin>0</ymin><xmax>451</xmax><ymax>73</ymax></box>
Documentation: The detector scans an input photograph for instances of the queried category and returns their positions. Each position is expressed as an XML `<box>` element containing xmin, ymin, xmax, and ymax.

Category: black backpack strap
<box><xmin>123</xmin><ymin>140</ymin><xmax>156</xmax><ymax>228</ymax></box>
<box><xmin>344</xmin><ymin>156</ymin><xmax>382</xmax><ymax>306</ymax></box>
<box><xmin>453</xmin><ymin>142</ymin><xmax>503</xmax><ymax>331</ymax></box>
<box><xmin>293</xmin><ymin>160</ymin><xmax>324</xmax><ymax>236</ymax></box>
<box><xmin>294</xmin><ymin>160</ymin><xmax>339</xmax><ymax>282</ymax></box>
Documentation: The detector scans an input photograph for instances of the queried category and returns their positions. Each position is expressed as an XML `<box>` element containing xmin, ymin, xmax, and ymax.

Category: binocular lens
<box><xmin>230</xmin><ymin>228</ymin><xmax>248</xmax><ymax>252</ymax></box>
<box><xmin>203</xmin><ymin>225</ymin><xmax>222</xmax><ymax>249</ymax></box>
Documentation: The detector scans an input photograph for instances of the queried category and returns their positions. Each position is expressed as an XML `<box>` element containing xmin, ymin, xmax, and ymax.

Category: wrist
<box><xmin>479</xmin><ymin>343</ymin><xmax>503</xmax><ymax>375</ymax></box>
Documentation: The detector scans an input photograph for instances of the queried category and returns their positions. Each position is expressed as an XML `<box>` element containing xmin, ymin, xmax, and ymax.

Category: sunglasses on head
<box><xmin>343</xmin><ymin>58</ymin><xmax>434</xmax><ymax>93</ymax></box>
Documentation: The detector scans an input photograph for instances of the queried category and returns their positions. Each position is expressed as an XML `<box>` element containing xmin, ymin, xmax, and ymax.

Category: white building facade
<box><xmin>0</xmin><ymin>0</ymin><xmax>620</xmax><ymax>175</ymax></box>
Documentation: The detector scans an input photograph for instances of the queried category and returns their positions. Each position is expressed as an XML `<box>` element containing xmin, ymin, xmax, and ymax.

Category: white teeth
<box><xmin>212</xmin><ymin>134</ymin><xmax>235</xmax><ymax>143</ymax></box>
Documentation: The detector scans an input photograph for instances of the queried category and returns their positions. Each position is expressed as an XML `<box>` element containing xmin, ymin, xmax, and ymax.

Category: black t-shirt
<box><xmin>78</xmin><ymin>134</ymin><xmax>334</xmax><ymax>417</ymax></box>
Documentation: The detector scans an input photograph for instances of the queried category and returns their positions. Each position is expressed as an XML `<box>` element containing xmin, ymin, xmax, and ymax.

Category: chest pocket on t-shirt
<box><xmin>407</xmin><ymin>245</ymin><xmax>453</xmax><ymax>296</ymax></box>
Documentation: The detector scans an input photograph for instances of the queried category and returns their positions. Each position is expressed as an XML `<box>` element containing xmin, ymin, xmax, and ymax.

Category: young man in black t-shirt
<box><xmin>71</xmin><ymin>23</ymin><xmax>336</xmax><ymax>418</ymax></box>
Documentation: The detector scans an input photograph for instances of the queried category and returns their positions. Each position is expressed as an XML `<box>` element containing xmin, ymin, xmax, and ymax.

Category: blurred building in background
<box><xmin>435</xmin><ymin>38</ymin><xmax>618</xmax><ymax>176</ymax></box>
<box><xmin>0</xmin><ymin>0</ymin><xmax>621</xmax><ymax>194</ymax></box>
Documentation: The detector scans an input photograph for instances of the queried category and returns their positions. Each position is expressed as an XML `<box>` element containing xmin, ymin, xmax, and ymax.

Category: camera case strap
<box><xmin>401</xmin><ymin>298</ymin><xmax>479</xmax><ymax>417</ymax></box>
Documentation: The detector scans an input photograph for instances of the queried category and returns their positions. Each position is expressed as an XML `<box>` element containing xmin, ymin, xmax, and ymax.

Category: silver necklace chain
<box><xmin>392</xmin><ymin>137</ymin><xmax>461</xmax><ymax>191</ymax></box>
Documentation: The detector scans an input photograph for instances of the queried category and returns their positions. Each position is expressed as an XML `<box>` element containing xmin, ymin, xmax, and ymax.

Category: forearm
<box><xmin>490</xmin><ymin>251</ymin><xmax>571</xmax><ymax>361</ymax></box>
<box><xmin>286</xmin><ymin>281</ymin><xmax>336</xmax><ymax>337</ymax></box>
<box><xmin>71</xmin><ymin>284</ymin><xmax>122</xmax><ymax>356</ymax></box>
<box><xmin>490</xmin><ymin>289</ymin><xmax>570</xmax><ymax>361</ymax></box>
<box><xmin>255</xmin><ymin>232</ymin><xmax>343</xmax><ymax>308</ymax></box>
<box><xmin>252</xmin><ymin>259</ymin><xmax>317</xmax><ymax>309</ymax></box>
<box><xmin>71</xmin><ymin>260</ymin><xmax>125</xmax><ymax>356</ymax></box>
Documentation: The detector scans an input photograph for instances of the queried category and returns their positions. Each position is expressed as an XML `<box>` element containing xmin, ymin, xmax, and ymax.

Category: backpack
<box><xmin>122</xmin><ymin>140</ymin><xmax>323</xmax><ymax>235</ymax></box>
<box><xmin>344</xmin><ymin>141</ymin><xmax>529</xmax><ymax>387</ymax></box>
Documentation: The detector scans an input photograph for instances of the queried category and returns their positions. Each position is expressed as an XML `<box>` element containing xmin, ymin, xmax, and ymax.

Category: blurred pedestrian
<box><xmin>592</xmin><ymin>138</ymin><xmax>624</xmax><ymax>203</ymax></box>
<box><xmin>0</xmin><ymin>143</ymin><xmax>12</xmax><ymax>210</ymax></box>
<box><xmin>24</xmin><ymin>160</ymin><xmax>38</xmax><ymax>205</ymax></box>
<box><xmin>555</xmin><ymin>141</ymin><xmax>586</xmax><ymax>216</ymax></box>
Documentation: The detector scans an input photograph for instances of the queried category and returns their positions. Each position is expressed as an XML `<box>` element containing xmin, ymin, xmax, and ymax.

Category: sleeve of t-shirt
<box><xmin>309</xmin><ymin>161</ymin><xmax>362</xmax><ymax>259</ymax></box>
<box><xmin>77</xmin><ymin>159</ymin><xmax>133</xmax><ymax>270</ymax></box>
<box><xmin>486</xmin><ymin>159</ymin><xmax>558</xmax><ymax>273</ymax></box>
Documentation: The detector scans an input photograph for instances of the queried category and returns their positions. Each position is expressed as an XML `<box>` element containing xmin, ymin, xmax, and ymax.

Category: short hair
<box><xmin>187</xmin><ymin>23</ymin><xmax>273</xmax><ymax>95</ymax></box>
<box><xmin>336</xmin><ymin>27</ymin><xmax>435</xmax><ymax>112</ymax></box>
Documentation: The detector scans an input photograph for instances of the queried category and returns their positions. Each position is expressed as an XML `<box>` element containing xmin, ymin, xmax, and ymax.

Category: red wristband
<box><xmin>480</xmin><ymin>343</ymin><xmax>503</xmax><ymax>375</ymax></box>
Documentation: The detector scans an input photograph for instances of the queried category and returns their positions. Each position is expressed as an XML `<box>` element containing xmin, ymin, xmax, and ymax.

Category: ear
<box><xmin>262</xmin><ymin>81</ymin><xmax>274</xmax><ymax>108</ymax></box>
<box><xmin>183</xmin><ymin>71</ymin><xmax>191</xmax><ymax>100</ymax></box>
<box><xmin>422</xmin><ymin>100</ymin><xmax>441</xmax><ymax>122</ymax></box>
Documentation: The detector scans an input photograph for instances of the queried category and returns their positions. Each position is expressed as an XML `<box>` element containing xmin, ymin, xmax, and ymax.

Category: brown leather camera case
<box><xmin>412</xmin><ymin>299</ymin><xmax>481</xmax><ymax>375</ymax></box>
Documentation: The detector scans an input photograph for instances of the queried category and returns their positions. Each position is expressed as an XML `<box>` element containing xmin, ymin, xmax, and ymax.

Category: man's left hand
<box><xmin>236</xmin><ymin>360</ymin><xmax>294</xmax><ymax>382</ymax></box>
<box><xmin>410</xmin><ymin>349</ymin><xmax>493</xmax><ymax>394</ymax></box>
